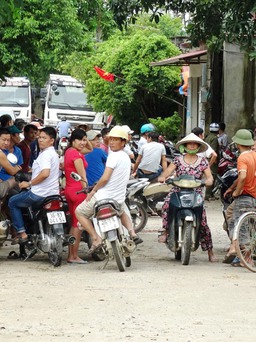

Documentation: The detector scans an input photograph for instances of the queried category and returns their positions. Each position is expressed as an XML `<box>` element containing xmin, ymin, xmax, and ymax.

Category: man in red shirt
<box><xmin>18</xmin><ymin>124</ymin><xmax>38</xmax><ymax>172</ymax></box>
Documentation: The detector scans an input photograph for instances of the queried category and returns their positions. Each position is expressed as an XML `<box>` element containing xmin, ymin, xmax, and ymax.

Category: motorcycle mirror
<box><xmin>71</xmin><ymin>172</ymin><xmax>81</xmax><ymax>181</ymax></box>
<box><xmin>7</xmin><ymin>153</ymin><xmax>18</xmax><ymax>165</ymax></box>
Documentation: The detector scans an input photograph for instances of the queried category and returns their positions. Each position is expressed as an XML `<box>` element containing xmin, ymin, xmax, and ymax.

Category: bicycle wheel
<box><xmin>234</xmin><ymin>212</ymin><xmax>256</xmax><ymax>272</ymax></box>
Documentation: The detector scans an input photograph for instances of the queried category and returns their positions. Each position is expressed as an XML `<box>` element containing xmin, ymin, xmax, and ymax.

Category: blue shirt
<box><xmin>85</xmin><ymin>148</ymin><xmax>107</xmax><ymax>186</ymax></box>
<box><xmin>56</xmin><ymin>121</ymin><xmax>71</xmax><ymax>138</ymax></box>
<box><xmin>0</xmin><ymin>146</ymin><xmax>23</xmax><ymax>181</ymax></box>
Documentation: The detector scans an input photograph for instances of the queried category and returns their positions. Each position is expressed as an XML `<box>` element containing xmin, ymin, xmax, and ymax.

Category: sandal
<box><xmin>158</xmin><ymin>230</ymin><xmax>167</xmax><ymax>243</ymax></box>
<box><xmin>132</xmin><ymin>235</ymin><xmax>143</xmax><ymax>245</ymax></box>
<box><xmin>87</xmin><ymin>241</ymin><xmax>103</xmax><ymax>255</ymax></box>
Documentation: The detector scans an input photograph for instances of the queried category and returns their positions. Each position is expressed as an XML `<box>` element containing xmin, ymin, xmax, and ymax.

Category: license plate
<box><xmin>47</xmin><ymin>211</ymin><xmax>66</xmax><ymax>224</ymax></box>
<box><xmin>98</xmin><ymin>216</ymin><xmax>119</xmax><ymax>233</ymax></box>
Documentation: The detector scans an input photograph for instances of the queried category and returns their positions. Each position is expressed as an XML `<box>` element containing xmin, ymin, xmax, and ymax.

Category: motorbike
<box><xmin>165</xmin><ymin>175</ymin><xmax>205</xmax><ymax>265</ymax></box>
<box><xmin>158</xmin><ymin>135</ymin><xmax>180</xmax><ymax>164</ymax></box>
<box><xmin>57</xmin><ymin>136</ymin><xmax>69</xmax><ymax>156</ymax></box>
<box><xmin>212</xmin><ymin>166</ymin><xmax>238</xmax><ymax>235</ymax></box>
<box><xmin>14</xmin><ymin>171</ymin><xmax>75</xmax><ymax>267</ymax></box>
<box><xmin>126</xmin><ymin>178</ymin><xmax>149</xmax><ymax>233</ymax></box>
<box><xmin>128</xmin><ymin>177</ymin><xmax>172</xmax><ymax>217</ymax></box>
<box><xmin>218</xmin><ymin>143</ymin><xmax>237</xmax><ymax>176</ymax></box>
<box><xmin>71</xmin><ymin>172</ymin><xmax>136</xmax><ymax>272</ymax></box>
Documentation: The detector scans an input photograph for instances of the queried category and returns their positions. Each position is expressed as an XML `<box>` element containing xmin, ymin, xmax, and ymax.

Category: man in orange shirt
<box><xmin>223</xmin><ymin>129</ymin><xmax>256</xmax><ymax>264</ymax></box>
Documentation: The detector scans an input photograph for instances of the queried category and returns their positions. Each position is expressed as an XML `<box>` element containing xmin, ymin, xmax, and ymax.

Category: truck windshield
<box><xmin>0</xmin><ymin>86</ymin><xmax>29</xmax><ymax>107</ymax></box>
<box><xmin>48</xmin><ymin>85</ymin><xmax>92</xmax><ymax>110</ymax></box>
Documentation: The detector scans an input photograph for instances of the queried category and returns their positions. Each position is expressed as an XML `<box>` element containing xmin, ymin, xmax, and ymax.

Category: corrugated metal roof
<box><xmin>150</xmin><ymin>49</ymin><xmax>207</xmax><ymax>66</ymax></box>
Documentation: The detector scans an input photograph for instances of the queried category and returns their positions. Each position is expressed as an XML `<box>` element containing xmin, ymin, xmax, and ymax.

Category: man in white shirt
<box><xmin>9</xmin><ymin>127</ymin><xmax>59</xmax><ymax>243</ymax></box>
<box><xmin>133</xmin><ymin>131</ymin><xmax>167</xmax><ymax>181</ymax></box>
<box><xmin>76</xmin><ymin>125</ymin><xmax>143</xmax><ymax>255</ymax></box>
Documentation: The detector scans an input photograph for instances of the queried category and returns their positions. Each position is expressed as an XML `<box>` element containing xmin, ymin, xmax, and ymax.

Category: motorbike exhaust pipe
<box><xmin>63</xmin><ymin>234</ymin><xmax>76</xmax><ymax>246</ymax></box>
<box><xmin>124</xmin><ymin>239</ymin><xmax>136</xmax><ymax>253</ymax></box>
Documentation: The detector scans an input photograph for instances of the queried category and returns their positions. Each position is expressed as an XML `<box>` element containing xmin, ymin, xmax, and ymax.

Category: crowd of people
<box><xmin>0</xmin><ymin>113</ymin><xmax>255</xmax><ymax>268</ymax></box>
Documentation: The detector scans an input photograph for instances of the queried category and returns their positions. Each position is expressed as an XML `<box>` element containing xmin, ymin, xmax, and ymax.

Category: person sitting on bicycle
<box><xmin>223</xmin><ymin>129</ymin><xmax>256</xmax><ymax>265</ymax></box>
<box><xmin>75</xmin><ymin>125</ymin><xmax>143</xmax><ymax>255</ymax></box>
<box><xmin>158</xmin><ymin>133</ymin><xmax>217</xmax><ymax>262</ymax></box>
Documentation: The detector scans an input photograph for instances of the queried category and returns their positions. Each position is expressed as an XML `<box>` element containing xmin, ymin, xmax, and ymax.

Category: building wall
<box><xmin>223</xmin><ymin>42</ymin><xmax>256</xmax><ymax>136</ymax></box>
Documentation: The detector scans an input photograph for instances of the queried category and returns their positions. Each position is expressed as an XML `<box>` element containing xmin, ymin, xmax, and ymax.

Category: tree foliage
<box><xmin>64</xmin><ymin>26</ymin><xmax>182</xmax><ymax>131</ymax></box>
<box><xmin>149</xmin><ymin>112</ymin><xmax>182</xmax><ymax>141</ymax></box>
<box><xmin>108</xmin><ymin>0</ymin><xmax>256</xmax><ymax>56</ymax></box>
<box><xmin>0</xmin><ymin>0</ymin><xmax>116</xmax><ymax>84</ymax></box>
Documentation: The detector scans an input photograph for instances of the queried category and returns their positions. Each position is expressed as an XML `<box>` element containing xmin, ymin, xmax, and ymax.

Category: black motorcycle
<box><xmin>14</xmin><ymin>172</ymin><xmax>75</xmax><ymax>267</ymax></box>
<box><xmin>166</xmin><ymin>175</ymin><xmax>205</xmax><ymax>265</ymax></box>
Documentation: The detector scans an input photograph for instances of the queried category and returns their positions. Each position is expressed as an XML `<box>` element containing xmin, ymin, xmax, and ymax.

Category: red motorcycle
<box><xmin>217</xmin><ymin>144</ymin><xmax>237</xmax><ymax>176</ymax></box>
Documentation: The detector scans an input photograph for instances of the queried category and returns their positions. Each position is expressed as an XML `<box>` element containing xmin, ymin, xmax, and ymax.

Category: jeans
<box><xmin>8</xmin><ymin>190</ymin><xmax>45</xmax><ymax>234</ymax></box>
<box><xmin>137</xmin><ymin>167</ymin><xmax>162</xmax><ymax>181</ymax></box>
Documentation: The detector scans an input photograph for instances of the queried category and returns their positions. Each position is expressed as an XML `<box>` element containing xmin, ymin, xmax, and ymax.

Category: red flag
<box><xmin>94</xmin><ymin>66</ymin><xmax>115</xmax><ymax>82</ymax></box>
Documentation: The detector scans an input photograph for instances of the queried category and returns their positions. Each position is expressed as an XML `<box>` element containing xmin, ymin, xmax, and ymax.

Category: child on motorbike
<box><xmin>158</xmin><ymin>133</ymin><xmax>217</xmax><ymax>262</ymax></box>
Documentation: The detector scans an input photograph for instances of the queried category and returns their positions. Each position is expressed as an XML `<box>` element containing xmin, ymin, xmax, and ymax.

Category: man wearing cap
<box><xmin>84</xmin><ymin>130</ymin><xmax>107</xmax><ymax>186</ymax></box>
<box><xmin>0</xmin><ymin>125</ymin><xmax>23</xmax><ymax>182</ymax></box>
<box><xmin>223</xmin><ymin>129</ymin><xmax>256</xmax><ymax>265</ymax></box>
<box><xmin>76</xmin><ymin>125</ymin><xmax>143</xmax><ymax>255</ymax></box>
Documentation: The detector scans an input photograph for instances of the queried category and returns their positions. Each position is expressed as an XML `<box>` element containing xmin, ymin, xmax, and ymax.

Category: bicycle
<box><xmin>233</xmin><ymin>211</ymin><xmax>256</xmax><ymax>272</ymax></box>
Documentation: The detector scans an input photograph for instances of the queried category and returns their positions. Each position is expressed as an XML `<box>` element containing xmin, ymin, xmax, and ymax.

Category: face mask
<box><xmin>184</xmin><ymin>147</ymin><xmax>200</xmax><ymax>155</ymax></box>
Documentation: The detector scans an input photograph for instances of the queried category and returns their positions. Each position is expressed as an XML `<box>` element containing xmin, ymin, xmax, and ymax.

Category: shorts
<box><xmin>76</xmin><ymin>194</ymin><xmax>126</xmax><ymax>218</ymax></box>
<box><xmin>0</xmin><ymin>181</ymin><xmax>10</xmax><ymax>199</ymax></box>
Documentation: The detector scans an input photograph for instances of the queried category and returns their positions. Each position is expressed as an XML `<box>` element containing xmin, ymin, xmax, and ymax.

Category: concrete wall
<box><xmin>223</xmin><ymin>42</ymin><xmax>256</xmax><ymax>136</ymax></box>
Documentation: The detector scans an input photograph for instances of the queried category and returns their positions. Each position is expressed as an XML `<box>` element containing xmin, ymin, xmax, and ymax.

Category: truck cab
<box><xmin>0</xmin><ymin>77</ymin><xmax>33</xmax><ymax>123</ymax></box>
<box><xmin>41</xmin><ymin>74</ymin><xmax>105</xmax><ymax>129</ymax></box>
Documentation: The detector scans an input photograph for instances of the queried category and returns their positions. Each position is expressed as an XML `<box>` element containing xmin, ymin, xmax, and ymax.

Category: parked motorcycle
<box><xmin>218</xmin><ymin>143</ymin><xmax>237</xmax><ymax>176</ymax></box>
<box><xmin>128</xmin><ymin>178</ymin><xmax>172</xmax><ymax>217</ymax></box>
<box><xmin>14</xmin><ymin>172</ymin><xmax>75</xmax><ymax>266</ymax></box>
<box><xmin>71</xmin><ymin>172</ymin><xmax>136</xmax><ymax>272</ymax></box>
<box><xmin>126</xmin><ymin>178</ymin><xmax>149</xmax><ymax>233</ymax></box>
<box><xmin>165</xmin><ymin>175</ymin><xmax>205</xmax><ymax>265</ymax></box>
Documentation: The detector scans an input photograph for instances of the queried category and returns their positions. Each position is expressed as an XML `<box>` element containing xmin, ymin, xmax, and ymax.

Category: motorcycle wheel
<box><xmin>181</xmin><ymin>221</ymin><xmax>192</xmax><ymax>265</ymax></box>
<box><xmin>47</xmin><ymin>223</ymin><xmax>62</xmax><ymax>267</ymax></box>
<box><xmin>235</xmin><ymin>212</ymin><xmax>256</xmax><ymax>273</ymax></box>
<box><xmin>111</xmin><ymin>240</ymin><xmax>126</xmax><ymax>272</ymax></box>
<box><xmin>129</xmin><ymin>201</ymin><xmax>148</xmax><ymax>233</ymax></box>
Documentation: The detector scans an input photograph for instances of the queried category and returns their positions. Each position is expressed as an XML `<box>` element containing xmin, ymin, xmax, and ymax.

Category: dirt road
<box><xmin>0</xmin><ymin>199</ymin><xmax>255</xmax><ymax>341</ymax></box>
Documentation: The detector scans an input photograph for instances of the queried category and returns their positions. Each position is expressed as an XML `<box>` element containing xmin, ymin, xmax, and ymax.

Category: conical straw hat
<box><xmin>175</xmin><ymin>133</ymin><xmax>208</xmax><ymax>153</ymax></box>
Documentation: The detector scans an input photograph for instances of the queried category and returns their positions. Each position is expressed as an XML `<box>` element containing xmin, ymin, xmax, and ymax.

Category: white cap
<box><xmin>122</xmin><ymin>125</ymin><xmax>134</xmax><ymax>134</ymax></box>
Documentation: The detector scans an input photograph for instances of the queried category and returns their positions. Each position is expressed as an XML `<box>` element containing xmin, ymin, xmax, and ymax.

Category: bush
<box><xmin>149</xmin><ymin>112</ymin><xmax>182</xmax><ymax>142</ymax></box>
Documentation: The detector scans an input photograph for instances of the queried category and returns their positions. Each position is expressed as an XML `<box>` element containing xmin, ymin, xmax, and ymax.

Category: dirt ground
<box><xmin>0</xmin><ymin>199</ymin><xmax>255</xmax><ymax>342</ymax></box>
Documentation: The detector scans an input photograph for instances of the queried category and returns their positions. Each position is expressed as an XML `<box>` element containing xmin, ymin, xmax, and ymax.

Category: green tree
<box><xmin>108</xmin><ymin>0</ymin><xmax>256</xmax><ymax>57</ymax></box>
<box><xmin>0</xmin><ymin>0</ymin><xmax>98</xmax><ymax>85</ymax></box>
<box><xmin>65</xmin><ymin>27</ymin><xmax>181</xmax><ymax>132</ymax></box>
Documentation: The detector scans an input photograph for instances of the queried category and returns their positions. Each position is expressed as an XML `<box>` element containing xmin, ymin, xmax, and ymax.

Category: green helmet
<box><xmin>232</xmin><ymin>129</ymin><xmax>254</xmax><ymax>146</ymax></box>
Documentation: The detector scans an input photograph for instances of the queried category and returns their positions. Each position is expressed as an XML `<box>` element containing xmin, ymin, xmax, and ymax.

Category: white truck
<box><xmin>0</xmin><ymin>77</ymin><xmax>33</xmax><ymax>122</ymax></box>
<box><xmin>41</xmin><ymin>74</ymin><xmax>105</xmax><ymax>129</ymax></box>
